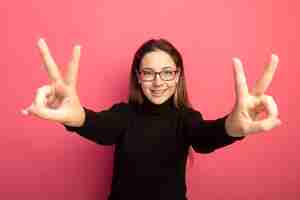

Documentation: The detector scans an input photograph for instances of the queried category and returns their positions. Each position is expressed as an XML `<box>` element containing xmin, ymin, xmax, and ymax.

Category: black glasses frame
<box><xmin>136</xmin><ymin>69</ymin><xmax>179</xmax><ymax>81</ymax></box>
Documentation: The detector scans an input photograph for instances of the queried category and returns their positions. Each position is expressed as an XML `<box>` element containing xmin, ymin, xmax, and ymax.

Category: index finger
<box><xmin>38</xmin><ymin>38</ymin><xmax>63</xmax><ymax>82</ymax></box>
<box><xmin>65</xmin><ymin>45</ymin><xmax>81</xmax><ymax>87</ymax></box>
<box><xmin>232</xmin><ymin>57</ymin><xmax>249</xmax><ymax>102</ymax></box>
<box><xmin>251</xmin><ymin>54</ymin><xmax>279</xmax><ymax>96</ymax></box>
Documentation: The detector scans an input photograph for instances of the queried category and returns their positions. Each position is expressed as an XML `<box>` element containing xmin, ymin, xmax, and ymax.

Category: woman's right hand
<box><xmin>21</xmin><ymin>38</ymin><xmax>85</xmax><ymax>127</ymax></box>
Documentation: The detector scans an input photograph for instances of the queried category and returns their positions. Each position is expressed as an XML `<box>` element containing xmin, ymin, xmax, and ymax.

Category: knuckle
<box><xmin>261</xmin><ymin>125</ymin><xmax>269</xmax><ymax>132</ymax></box>
<box><xmin>36</xmin><ymin>85</ymin><xmax>51</xmax><ymax>95</ymax></box>
<box><xmin>36</xmin><ymin>88</ymin><xmax>42</xmax><ymax>95</ymax></box>
<box><xmin>263</xmin><ymin>95</ymin><xmax>273</xmax><ymax>102</ymax></box>
<box><xmin>266</xmin><ymin>95</ymin><xmax>273</xmax><ymax>101</ymax></box>
<box><xmin>36</xmin><ymin>87</ymin><xmax>45</xmax><ymax>95</ymax></box>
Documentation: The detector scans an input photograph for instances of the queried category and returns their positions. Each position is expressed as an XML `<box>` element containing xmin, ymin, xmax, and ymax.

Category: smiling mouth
<box><xmin>151</xmin><ymin>89</ymin><xmax>167</xmax><ymax>96</ymax></box>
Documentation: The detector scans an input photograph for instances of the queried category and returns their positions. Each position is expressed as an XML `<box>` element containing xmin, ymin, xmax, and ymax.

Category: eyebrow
<box><xmin>141</xmin><ymin>66</ymin><xmax>174</xmax><ymax>71</ymax></box>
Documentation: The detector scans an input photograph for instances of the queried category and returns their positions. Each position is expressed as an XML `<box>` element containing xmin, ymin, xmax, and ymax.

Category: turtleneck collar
<box><xmin>140</xmin><ymin>95</ymin><xmax>176</xmax><ymax>116</ymax></box>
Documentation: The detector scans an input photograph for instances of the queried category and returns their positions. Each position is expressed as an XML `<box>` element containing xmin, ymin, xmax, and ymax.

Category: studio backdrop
<box><xmin>1</xmin><ymin>0</ymin><xmax>299</xmax><ymax>199</ymax></box>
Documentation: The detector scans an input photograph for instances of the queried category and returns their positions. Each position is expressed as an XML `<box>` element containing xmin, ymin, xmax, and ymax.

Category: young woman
<box><xmin>21</xmin><ymin>38</ymin><xmax>281</xmax><ymax>200</ymax></box>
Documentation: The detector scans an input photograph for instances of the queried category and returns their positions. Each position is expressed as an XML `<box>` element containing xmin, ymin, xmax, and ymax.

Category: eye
<box><xmin>142</xmin><ymin>71</ymin><xmax>154</xmax><ymax>76</ymax></box>
<box><xmin>162</xmin><ymin>71</ymin><xmax>174</xmax><ymax>76</ymax></box>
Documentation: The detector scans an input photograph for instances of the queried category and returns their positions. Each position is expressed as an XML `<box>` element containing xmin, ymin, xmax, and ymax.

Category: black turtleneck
<box><xmin>63</xmin><ymin>96</ymin><xmax>244</xmax><ymax>200</ymax></box>
<box><xmin>139</xmin><ymin>94</ymin><xmax>175</xmax><ymax>116</ymax></box>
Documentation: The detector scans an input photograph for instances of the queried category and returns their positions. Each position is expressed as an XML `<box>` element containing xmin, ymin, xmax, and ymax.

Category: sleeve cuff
<box><xmin>63</xmin><ymin>107</ymin><xmax>96</xmax><ymax>132</ymax></box>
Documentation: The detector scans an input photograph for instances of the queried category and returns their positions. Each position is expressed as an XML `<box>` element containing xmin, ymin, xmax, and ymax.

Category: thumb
<box><xmin>21</xmin><ymin>104</ymin><xmax>35</xmax><ymax>116</ymax></box>
<box><xmin>249</xmin><ymin>117</ymin><xmax>282</xmax><ymax>133</ymax></box>
<box><xmin>21</xmin><ymin>104</ymin><xmax>65</xmax><ymax>122</ymax></box>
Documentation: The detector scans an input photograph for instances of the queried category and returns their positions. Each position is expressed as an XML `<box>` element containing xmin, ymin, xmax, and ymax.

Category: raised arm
<box><xmin>184</xmin><ymin>109</ymin><xmax>244</xmax><ymax>153</ymax></box>
<box><xmin>63</xmin><ymin>103</ymin><xmax>131</xmax><ymax>145</ymax></box>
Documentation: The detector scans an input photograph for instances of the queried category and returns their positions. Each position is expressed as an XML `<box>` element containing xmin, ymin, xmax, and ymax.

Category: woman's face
<box><xmin>138</xmin><ymin>50</ymin><xmax>180</xmax><ymax>105</ymax></box>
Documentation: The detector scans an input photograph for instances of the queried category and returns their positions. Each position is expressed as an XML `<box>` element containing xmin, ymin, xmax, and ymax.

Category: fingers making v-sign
<box><xmin>21</xmin><ymin>38</ymin><xmax>85</xmax><ymax>126</ymax></box>
<box><xmin>225</xmin><ymin>54</ymin><xmax>282</xmax><ymax>137</ymax></box>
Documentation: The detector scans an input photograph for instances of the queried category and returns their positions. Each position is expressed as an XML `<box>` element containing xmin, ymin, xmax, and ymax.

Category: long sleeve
<box><xmin>63</xmin><ymin>102</ymin><xmax>131</xmax><ymax>145</ymax></box>
<box><xmin>183</xmin><ymin>108</ymin><xmax>245</xmax><ymax>153</ymax></box>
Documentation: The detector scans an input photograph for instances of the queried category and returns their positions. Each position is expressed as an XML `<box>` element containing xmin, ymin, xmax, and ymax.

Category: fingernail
<box><xmin>271</xmin><ymin>54</ymin><xmax>279</xmax><ymax>64</ymax></box>
<box><xmin>21</xmin><ymin>109</ymin><xmax>28</xmax><ymax>115</ymax></box>
<box><xmin>277</xmin><ymin>119</ymin><xmax>282</xmax><ymax>125</ymax></box>
<box><xmin>271</xmin><ymin>53</ymin><xmax>278</xmax><ymax>59</ymax></box>
<box><xmin>38</xmin><ymin>38</ymin><xmax>45</xmax><ymax>47</ymax></box>
<box><xmin>232</xmin><ymin>57</ymin><xmax>241</xmax><ymax>65</ymax></box>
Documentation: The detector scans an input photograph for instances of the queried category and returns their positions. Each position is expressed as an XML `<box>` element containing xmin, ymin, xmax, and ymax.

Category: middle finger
<box><xmin>251</xmin><ymin>54</ymin><xmax>279</xmax><ymax>96</ymax></box>
<box><xmin>38</xmin><ymin>38</ymin><xmax>63</xmax><ymax>82</ymax></box>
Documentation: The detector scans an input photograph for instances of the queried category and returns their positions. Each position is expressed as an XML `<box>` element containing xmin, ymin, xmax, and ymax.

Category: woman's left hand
<box><xmin>225</xmin><ymin>54</ymin><xmax>282</xmax><ymax>137</ymax></box>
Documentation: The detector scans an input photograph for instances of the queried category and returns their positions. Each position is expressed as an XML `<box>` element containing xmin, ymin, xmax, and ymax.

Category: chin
<box><xmin>149</xmin><ymin>98</ymin><xmax>166</xmax><ymax>105</ymax></box>
<box><xmin>145</xmin><ymin>94</ymin><xmax>173</xmax><ymax>105</ymax></box>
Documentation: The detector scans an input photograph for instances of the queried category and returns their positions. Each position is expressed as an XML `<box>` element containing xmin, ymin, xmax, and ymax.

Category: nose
<box><xmin>153</xmin><ymin>73</ymin><xmax>164</xmax><ymax>86</ymax></box>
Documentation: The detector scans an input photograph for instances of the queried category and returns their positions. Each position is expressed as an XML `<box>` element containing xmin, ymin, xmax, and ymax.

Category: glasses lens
<box><xmin>141</xmin><ymin>71</ymin><xmax>155</xmax><ymax>81</ymax></box>
<box><xmin>161</xmin><ymin>71</ymin><xmax>176</xmax><ymax>80</ymax></box>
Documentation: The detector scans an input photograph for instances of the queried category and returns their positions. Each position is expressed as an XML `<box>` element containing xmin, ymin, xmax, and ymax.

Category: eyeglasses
<box><xmin>137</xmin><ymin>69</ymin><xmax>179</xmax><ymax>81</ymax></box>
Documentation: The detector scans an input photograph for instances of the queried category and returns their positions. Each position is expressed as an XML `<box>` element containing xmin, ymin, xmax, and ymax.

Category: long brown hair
<box><xmin>128</xmin><ymin>38</ymin><xmax>195</xmax><ymax>167</ymax></box>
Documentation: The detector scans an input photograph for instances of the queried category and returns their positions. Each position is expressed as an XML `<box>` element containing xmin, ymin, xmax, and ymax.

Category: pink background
<box><xmin>1</xmin><ymin>0</ymin><xmax>299</xmax><ymax>199</ymax></box>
